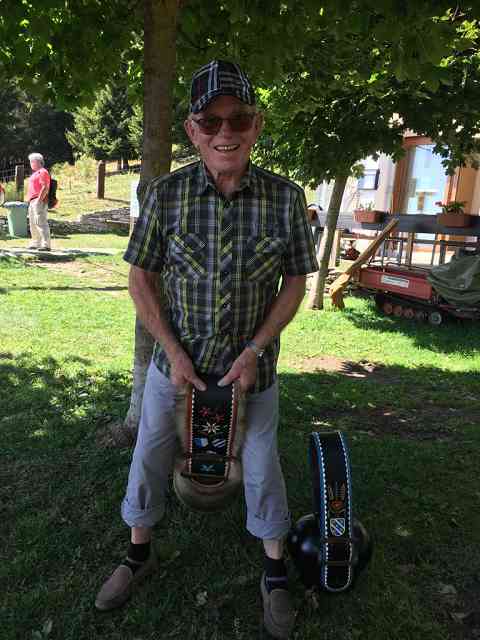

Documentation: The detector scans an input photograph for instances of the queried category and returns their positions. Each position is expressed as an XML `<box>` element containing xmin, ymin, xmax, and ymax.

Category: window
<box><xmin>402</xmin><ymin>145</ymin><xmax>448</xmax><ymax>215</ymax></box>
<box><xmin>357</xmin><ymin>169</ymin><xmax>380</xmax><ymax>190</ymax></box>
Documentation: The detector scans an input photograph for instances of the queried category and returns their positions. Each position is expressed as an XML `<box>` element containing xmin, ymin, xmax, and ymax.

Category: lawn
<box><xmin>1</xmin><ymin>245</ymin><xmax>479</xmax><ymax>640</ymax></box>
<box><xmin>2</xmin><ymin>155</ymin><xmax>318</xmax><ymax>225</ymax></box>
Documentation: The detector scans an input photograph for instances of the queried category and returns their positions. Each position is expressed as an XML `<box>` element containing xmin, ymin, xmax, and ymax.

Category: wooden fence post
<box><xmin>15</xmin><ymin>164</ymin><xmax>24</xmax><ymax>200</ymax></box>
<box><xmin>97</xmin><ymin>160</ymin><xmax>106</xmax><ymax>199</ymax></box>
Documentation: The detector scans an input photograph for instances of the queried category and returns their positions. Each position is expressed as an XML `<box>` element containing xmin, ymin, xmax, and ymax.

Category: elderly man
<box><xmin>95</xmin><ymin>60</ymin><xmax>318</xmax><ymax>639</ymax></box>
<box><xmin>26</xmin><ymin>152</ymin><xmax>51</xmax><ymax>251</ymax></box>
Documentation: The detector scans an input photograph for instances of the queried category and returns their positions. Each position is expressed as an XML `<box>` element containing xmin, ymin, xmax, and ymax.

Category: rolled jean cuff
<box><xmin>121</xmin><ymin>498</ymin><xmax>165</xmax><ymax>529</ymax></box>
<box><xmin>247</xmin><ymin>512</ymin><xmax>291</xmax><ymax>540</ymax></box>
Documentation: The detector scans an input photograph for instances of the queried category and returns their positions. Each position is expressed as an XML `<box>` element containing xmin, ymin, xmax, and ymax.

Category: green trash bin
<box><xmin>4</xmin><ymin>201</ymin><xmax>29</xmax><ymax>237</ymax></box>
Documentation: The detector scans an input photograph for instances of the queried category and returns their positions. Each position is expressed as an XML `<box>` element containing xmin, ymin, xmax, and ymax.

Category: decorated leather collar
<box><xmin>173</xmin><ymin>375</ymin><xmax>247</xmax><ymax>512</ymax></box>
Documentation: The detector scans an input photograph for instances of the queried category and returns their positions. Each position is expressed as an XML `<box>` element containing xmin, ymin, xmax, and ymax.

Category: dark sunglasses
<box><xmin>191</xmin><ymin>112</ymin><xmax>256</xmax><ymax>135</ymax></box>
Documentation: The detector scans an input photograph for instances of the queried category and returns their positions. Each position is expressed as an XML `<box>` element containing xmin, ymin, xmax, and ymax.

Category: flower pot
<box><xmin>354</xmin><ymin>210</ymin><xmax>385</xmax><ymax>223</ymax></box>
<box><xmin>437</xmin><ymin>212</ymin><xmax>472</xmax><ymax>228</ymax></box>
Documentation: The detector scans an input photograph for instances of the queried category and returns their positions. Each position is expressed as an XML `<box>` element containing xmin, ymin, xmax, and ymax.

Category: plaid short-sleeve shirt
<box><xmin>124</xmin><ymin>161</ymin><xmax>318</xmax><ymax>393</ymax></box>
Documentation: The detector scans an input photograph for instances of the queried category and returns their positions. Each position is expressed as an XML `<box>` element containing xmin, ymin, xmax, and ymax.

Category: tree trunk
<box><xmin>306</xmin><ymin>175</ymin><xmax>349</xmax><ymax>310</ymax></box>
<box><xmin>122</xmin><ymin>0</ymin><xmax>178</xmax><ymax>438</ymax></box>
<box><xmin>123</xmin><ymin>317</ymin><xmax>156</xmax><ymax>434</ymax></box>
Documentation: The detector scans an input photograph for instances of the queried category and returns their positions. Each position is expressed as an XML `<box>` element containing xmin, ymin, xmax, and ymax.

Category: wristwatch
<box><xmin>246</xmin><ymin>340</ymin><xmax>265</xmax><ymax>358</ymax></box>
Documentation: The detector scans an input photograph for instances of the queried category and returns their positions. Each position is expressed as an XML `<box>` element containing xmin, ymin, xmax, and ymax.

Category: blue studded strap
<box><xmin>309</xmin><ymin>431</ymin><xmax>353</xmax><ymax>592</ymax></box>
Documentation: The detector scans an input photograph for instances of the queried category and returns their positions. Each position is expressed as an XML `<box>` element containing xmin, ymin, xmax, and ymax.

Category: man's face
<box><xmin>184</xmin><ymin>95</ymin><xmax>263</xmax><ymax>179</ymax></box>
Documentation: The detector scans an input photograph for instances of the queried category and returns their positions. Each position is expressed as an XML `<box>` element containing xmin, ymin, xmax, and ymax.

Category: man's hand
<box><xmin>169</xmin><ymin>347</ymin><xmax>206</xmax><ymax>391</ymax></box>
<box><xmin>218</xmin><ymin>348</ymin><xmax>258</xmax><ymax>392</ymax></box>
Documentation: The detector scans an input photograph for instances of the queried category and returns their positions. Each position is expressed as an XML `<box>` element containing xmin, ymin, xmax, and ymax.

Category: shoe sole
<box><xmin>95</xmin><ymin>585</ymin><xmax>132</xmax><ymax>611</ymax></box>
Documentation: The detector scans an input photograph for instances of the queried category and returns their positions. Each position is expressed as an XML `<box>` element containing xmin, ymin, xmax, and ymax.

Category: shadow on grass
<box><xmin>0</xmin><ymin>250</ymin><xmax>124</xmax><ymax>273</ymax></box>
<box><xmin>1</xmin><ymin>355</ymin><xmax>479</xmax><ymax>640</ymax></box>
<box><xmin>5</xmin><ymin>352</ymin><xmax>477</xmax><ymax>449</ymax></box>
<box><xmin>52</xmin><ymin>227</ymin><xmax>129</xmax><ymax>236</ymax></box>
<box><xmin>1</xmin><ymin>285</ymin><xmax>128</xmax><ymax>293</ymax></box>
<box><xmin>102</xmin><ymin>197</ymin><xmax>129</xmax><ymax>205</ymax></box>
<box><xmin>277</xmin><ymin>369</ymin><xmax>480</xmax><ymax>640</ymax></box>
<box><xmin>343</xmin><ymin>300</ymin><xmax>480</xmax><ymax>355</ymax></box>
<box><xmin>0</xmin><ymin>249</ymin><xmax>117</xmax><ymax>259</ymax></box>
<box><xmin>0</xmin><ymin>351</ymin><xmax>128</xmax><ymax>446</ymax></box>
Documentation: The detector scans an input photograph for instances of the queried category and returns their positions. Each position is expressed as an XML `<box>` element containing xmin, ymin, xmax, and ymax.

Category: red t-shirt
<box><xmin>27</xmin><ymin>168</ymin><xmax>50</xmax><ymax>202</ymax></box>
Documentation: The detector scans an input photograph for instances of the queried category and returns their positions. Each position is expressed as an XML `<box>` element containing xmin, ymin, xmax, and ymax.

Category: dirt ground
<box><xmin>19</xmin><ymin>252</ymin><xmax>129</xmax><ymax>294</ymax></box>
<box><xmin>292</xmin><ymin>355</ymin><xmax>478</xmax><ymax>441</ymax></box>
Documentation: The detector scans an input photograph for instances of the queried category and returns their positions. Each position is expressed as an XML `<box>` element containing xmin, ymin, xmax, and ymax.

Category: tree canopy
<box><xmin>251</xmin><ymin>3</ymin><xmax>480</xmax><ymax>309</ymax></box>
<box><xmin>256</xmin><ymin>3</ymin><xmax>480</xmax><ymax>184</ymax></box>
<box><xmin>4</xmin><ymin>0</ymin><xmax>480</xmax><ymax>424</ymax></box>
<box><xmin>67</xmin><ymin>81</ymin><xmax>137</xmax><ymax>163</ymax></box>
<box><xmin>5</xmin><ymin>1</ymin><xmax>479</xmax><ymax>107</ymax></box>
<box><xmin>0</xmin><ymin>79</ymin><xmax>73</xmax><ymax>169</ymax></box>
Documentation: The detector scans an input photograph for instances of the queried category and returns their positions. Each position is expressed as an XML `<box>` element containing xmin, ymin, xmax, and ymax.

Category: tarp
<box><xmin>427</xmin><ymin>254</ymin><xmax>480</xmax><ymax>306</ymax></box>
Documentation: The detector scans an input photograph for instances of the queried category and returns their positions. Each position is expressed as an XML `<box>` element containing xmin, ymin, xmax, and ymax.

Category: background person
<box><xmin>26</xmin><ymin>152</ymin><xmax>51</xmax><ymax>251</ymax></box>
<box><xmin>95</xmin><ymin>60</ymin><xmax>318</xmax><ymax>640</ymax></box>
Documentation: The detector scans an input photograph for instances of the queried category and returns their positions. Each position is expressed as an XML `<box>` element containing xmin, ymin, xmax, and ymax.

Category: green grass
<box><xmin>2</xmin><ymin>158</ymin><xmax>193</xmax><ymax>223</ymax></box>
<box><xmin>50</xmin><ymin>168</ymin><xmax>136</xmax><ymax>222</ymax></box>
<box><xmin>0</xmin><ymin>231</ymin><xmax>130</xmax><ymax>252</ymax></box>
<box><xmin>3</xmin><ymin>156</ymin><xmax>316</xmax><ymax>225</ymax></box>
<box><xmin>1</xmin><ymin>250</ymin><xmax>480</xmax><ymax>640</ymax></box>
<box><xmin>47</xmin><ymin>156</ymin><xmax>197</xmax><ymax>222</ymax></box>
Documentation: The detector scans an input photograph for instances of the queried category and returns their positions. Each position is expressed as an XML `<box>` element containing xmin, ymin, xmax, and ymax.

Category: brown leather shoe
<box><xmin>95</xmin><ymin>549</ymin><xmax>157</xmax><ymax>611</ymax></box>
<box><xmin>260</xmin><ymin>572</ymin><xmax>296</xmax><ymax>639</ymax></box>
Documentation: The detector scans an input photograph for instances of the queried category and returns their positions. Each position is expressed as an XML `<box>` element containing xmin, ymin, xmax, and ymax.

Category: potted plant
<box><xmin>353</xmin><ymin>203</ymin><xmax>386</xmax><ymax>224</ymax></box>
<box><xmin>436</xmin><ymin>200</ymin><xmax>472</xmax><ymax>227</ymax></box>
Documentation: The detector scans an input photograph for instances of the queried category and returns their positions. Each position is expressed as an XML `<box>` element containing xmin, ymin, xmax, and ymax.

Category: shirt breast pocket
<box><xmin>245</xmin><ymin>236</ymin><xmax>287</xmax><ymax>283</ymax></box>
<box><xmin>169</xmin><ymin>233</ymin><xmax>207</xmax><ymax>278</ymax></box>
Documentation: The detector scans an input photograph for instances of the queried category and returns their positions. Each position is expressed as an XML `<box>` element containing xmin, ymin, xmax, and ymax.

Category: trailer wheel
<box><xmin>393</xmin><ymin>304</ymin><xmax>403</xmax><ymax>317</ymax></box>
<box><xmin>428</xmin><ymin>311</ymin><xmax>443</xmax><ymax>326</ymax></box>
<box><xmin>404</xmin><ymin>307</ymin><xmax>415</xmax><ymax>319</ymax></box>
<box><xmin>415</xmin><ymin>310</ymin><xmax>426</xmax><ymax>322</ymax></box>
<box><xmin>383</xmin><ymin>301</ymin><xmax>393</xmax><ymax>315</ymax></box>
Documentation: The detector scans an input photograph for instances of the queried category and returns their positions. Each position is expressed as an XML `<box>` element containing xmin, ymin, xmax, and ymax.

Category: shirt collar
<box><xmin>196</xmin><ymin>160</ymin><xmax>258</xmax><ymax>196</ymax></box>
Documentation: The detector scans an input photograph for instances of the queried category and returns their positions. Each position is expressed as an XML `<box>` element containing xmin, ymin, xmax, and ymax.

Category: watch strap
<box><xmin>246</xmin><ymin>340</ymin><xmax>264</xmax><ymax>358</ymax></box>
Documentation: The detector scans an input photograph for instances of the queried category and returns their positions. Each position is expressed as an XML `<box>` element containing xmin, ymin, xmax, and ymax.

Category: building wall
<box><xmin>374</xmin><ymin>154</ymin><xmax>395</xmax><ymax>212</ymax></box>
<box><xmin>458</xmin><ymin>167</ymin><xmax>480</xmax><ymax>215</ymax></box>
<box><xmin>314</xmin><ymin>146</ymin><xmax>480</xmax><ymax>217</ymax></box>
<box><xmin>471</xmin><ymin>174</ymin><xmax>480</xmax><ymax>215</ymax></box>
<box><xmin>315</xmin><ymin>155</ymin><xmax>394</xmax><ymax>213</ymax></box>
